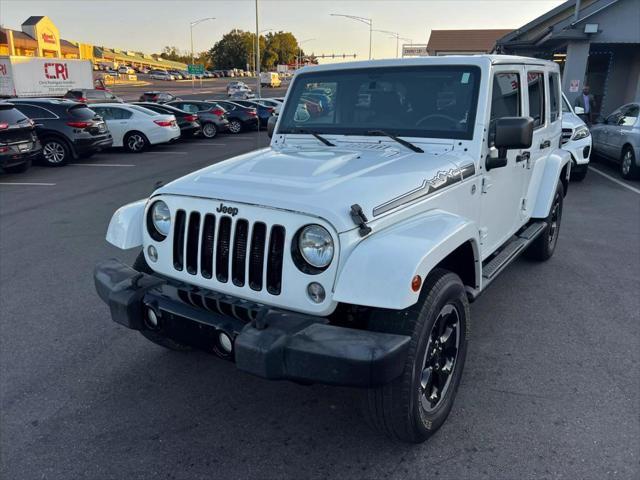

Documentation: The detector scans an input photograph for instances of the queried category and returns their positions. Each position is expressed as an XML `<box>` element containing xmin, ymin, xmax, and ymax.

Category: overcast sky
<box><xmin>1</xmin><ymin>0</ymin><xmax>565</xmax><ymax>62</ymax></box>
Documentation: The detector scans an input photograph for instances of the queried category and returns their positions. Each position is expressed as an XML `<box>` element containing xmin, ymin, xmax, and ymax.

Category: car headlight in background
<box><xmin>147</xmin><ymin>200</ymin><xmax>171</xmax><ymax>240</ymax></box>
<box><xmin>294</xmin><ymin>224</ymin><xmax>334</xmax><ymax>272</ymax></box>
<box><xmin>572</xmin><ymin>125</ymin><xmax>591</xmax><ymax>141</ymax></box>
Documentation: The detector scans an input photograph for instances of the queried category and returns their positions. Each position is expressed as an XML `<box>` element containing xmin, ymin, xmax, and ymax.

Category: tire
<box><xmin>3</xmin><ymin>159</ymin><xmax>31</xmax><ymax>174</ymax></box>
<box><xmin>131</xmin><ymin>251</ymin><xmax>193</xmax><ymax>352</ymax></box>
<box><xmin>362</xmin><ymin>268</ymin><xmax>470</xmax><ymax>443</ymax></box>
<box><xmin>571</xmin><ymin>164</ymin><xmax>588</xmax><ymax>182</ymax></box>
<box><xmin>123</xmin><ymin>131</ymin><xmax>149</xmax><ymax>153</ymax></box>
<box><xmin>525</xmin><ymin>181</ymin><xmax>564</xmax><ymax>261</ymax></box>
<box><xmin>201</xmin><ymin>122</ymin><xmax>217</xmax><ymax>138</ymax></box>
<box><xmin>229</xmin><ymin>119</ymin><xmax>243</xmax><ymax>134</ymax></box>
<box><xmin>620</xmin><ymin>146</ymin><xmax>639</xmax><ymax>180</ymax></box>
<box><xmin>41</xmin><ymin>137</ymin><xmax>71</xmax><ymax>166</ymax></box>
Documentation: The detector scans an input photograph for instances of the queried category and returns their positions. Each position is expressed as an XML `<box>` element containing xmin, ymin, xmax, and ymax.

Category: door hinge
<box><xmin>481</xmin><ymin>176</ymin><xmax>492</xmax><ymax>194</ymax></box>
<box><xmin>479</xmin><ymin>227</ymin><xmax>489</xmax><ymax>241</ymax></box>
<box><xmin>521</xmin><ymin>198</ymin><xmax>527</xmax><ymax>211</ymax></box>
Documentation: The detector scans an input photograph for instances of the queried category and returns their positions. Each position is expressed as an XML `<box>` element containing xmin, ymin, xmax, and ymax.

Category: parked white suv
<box><xmin>95</xmin><ymin>56</ymin><xmax>570</xmax><ymax>443</ymax></box>
<box><xmin>561</xmin><ymin>93</ymin><xmax>591</xmax><ymax>181</ymax></box>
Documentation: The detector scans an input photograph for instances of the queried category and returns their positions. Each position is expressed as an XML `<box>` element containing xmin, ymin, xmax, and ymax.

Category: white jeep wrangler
<box><xmin>95</xmin><ymin>55</ymin><xmax>570</xmax><ymax>443</ymax></box>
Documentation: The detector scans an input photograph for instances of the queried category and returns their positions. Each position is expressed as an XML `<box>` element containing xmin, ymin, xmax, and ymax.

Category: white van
<box><xmin>260</xmin><ymin>72</ymin><xmax>281</xmax><ymax>88</ymax></box>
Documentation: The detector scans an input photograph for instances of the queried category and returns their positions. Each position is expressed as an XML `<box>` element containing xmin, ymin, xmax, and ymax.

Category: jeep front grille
<box><xmin>173</xmin><ymin>210</ymin><xmax>285</xmax><ymax>295</ymax></box>
<box><xmin>561</xmin><ymin>128</ymin><xmax>572</xmax><ymax>145</ymax></box>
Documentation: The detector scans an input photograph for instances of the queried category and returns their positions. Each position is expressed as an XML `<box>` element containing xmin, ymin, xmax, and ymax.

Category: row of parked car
<box><xmin>0</xmin><ymin>90</ymin><xmax>284</xmax><ymax>174</ymax></box>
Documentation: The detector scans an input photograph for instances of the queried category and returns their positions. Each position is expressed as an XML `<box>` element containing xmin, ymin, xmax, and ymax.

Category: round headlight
<box><xmin>150</xmin><ymin>200</ymin><xmax>171</xmax><ymax>238</ymax></box>
<box><xmin>298</xmin><ymin>225</ymin><xmax>334</xmax><ymax>269</ymax></box>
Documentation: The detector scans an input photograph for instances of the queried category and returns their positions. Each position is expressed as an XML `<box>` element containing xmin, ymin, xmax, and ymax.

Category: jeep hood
<box><xmin>155</xmin><ymin>141</ymin><xmax>474</xmax><ymax>233</ymax></box>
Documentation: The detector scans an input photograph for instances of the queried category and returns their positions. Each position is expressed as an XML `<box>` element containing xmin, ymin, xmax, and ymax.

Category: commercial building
<box><xmin>426</xmin><ymin>29</ymin><xmax>513</xmax><ymax>56</ymax></box>
<box><xmin>496</xmin><ymin>0</ymin><xmax>640</xmax><ymax>115</ymax></box>
<box><xmin>0</xmin><ymin>16</ymin><xmax>186</xmax><ymax>70</ymax></box>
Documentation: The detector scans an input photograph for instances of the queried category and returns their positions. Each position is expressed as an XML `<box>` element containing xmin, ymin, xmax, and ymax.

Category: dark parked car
<box><xmin>0</xmin><ymin>103</ymin><xmax>41</xmax><ymax>173</ymax></box>
<box><xmin>133</xmin><ymin>102</ymin><xmax>201</xmax><ymax>137</ymax></box>
<box><xmin>591</xmin><ymin>103</ymin><xmax>640</xmax><ymax>180</ymax></box>
<box><xmin>138</xmin><ymin>91</ymin><xmax>181</xmax><ymax>104</ymax></box>
<box><xmin>11</xmin><ymin>99</ymin><xmax>112</xmax><ymax>166</ymax></box>
<box><xmin>166</xmin><ymin>100</ymin><xmax>230</xmax><ymax>138</ymax></box>
<box><xmin>64</xmin><ymin>89</ymin><xmax>123</xmax><ymax>104</ymax></box>
<box><xmin>232</xmin><ymin>99</ymin><xmax>276</xmax><ymax>127</ymax></box>
<box><xmin>206</xmin><ymin>100</ymin><xmax>259</xmax><ymax>133</ymax></box>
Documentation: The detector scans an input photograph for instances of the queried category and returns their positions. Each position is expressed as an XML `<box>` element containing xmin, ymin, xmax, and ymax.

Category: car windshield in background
<box><xmin>68</xmin><ymin>104</ymin><xmax>97</xmax><ymax>119</ymax></box>
<box><xmin>278</xmin><ymin>65</ymin><xmax>481</xmax><ymax>140</ymax></box>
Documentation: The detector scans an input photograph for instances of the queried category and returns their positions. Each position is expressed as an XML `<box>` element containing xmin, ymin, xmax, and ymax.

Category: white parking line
<box><xmin>69</xmin><ymin>163</ymin><xmax>135</xmax><ymax>167</ymax></box>
<box><xmin>589</xmin><ymin>166</ymin><xmax>640</xmax><ymax>195</ymax></box>
<box><xmin>0</xmin><ymin>182</ymin><xmax>56</xmax><ymax>186</ymax></box>
<box><xmin>183</xmin><ymin>143</ymin><xmax>227</xmax><ymax>146</ymax></box>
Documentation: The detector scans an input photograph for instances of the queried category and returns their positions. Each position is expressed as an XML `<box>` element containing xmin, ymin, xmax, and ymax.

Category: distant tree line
<box><xmin>157</xmin><ymin>29</ymin><xmax>316</xmax><ymax>70</ymax></box>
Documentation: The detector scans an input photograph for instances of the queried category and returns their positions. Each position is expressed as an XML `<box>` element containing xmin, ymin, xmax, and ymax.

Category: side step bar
<box><xmin>481</xmin><ymin>221</ymin><xmax>547</xmax><ymax>288</ymax></box>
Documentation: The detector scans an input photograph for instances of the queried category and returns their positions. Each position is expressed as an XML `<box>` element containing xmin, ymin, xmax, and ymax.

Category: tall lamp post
<box><xmin>190</xmin><ymin>17</ymin><xmax>215</xmax><ymax>90</ymax></box>
<box><xmin>330</xmin><ymin>14</ymin><xmax>373</xmax><ymax>60</ymax></box>
<box><xmin>372</xmin><ymin>29</ymin><xmax>411</xmax><ymax>58</ymax></box>
<box><xmin>296</xmin><ymin>38</ymin><xmax>315</xmax><ymax>70</ymax></box>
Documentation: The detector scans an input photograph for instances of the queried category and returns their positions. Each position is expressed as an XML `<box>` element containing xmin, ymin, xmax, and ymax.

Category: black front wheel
<box><xmin>362</xmin><ymin>268</ymin><xmax>470</xmax><ymax>443</ymax></box>
<box><xmin>41</xmin><ymin>138</ymin><xmax>71</xmax><ymax>166</ymax></box>
<box><xmin>228</xmin><ymin>120</ymin><xmax>243</xmax><ymax>134</ymax></box>
<box><xmin>201</xmin><ymin>122</ymin><xmax>217</xmax><ymax>138</ymax></box>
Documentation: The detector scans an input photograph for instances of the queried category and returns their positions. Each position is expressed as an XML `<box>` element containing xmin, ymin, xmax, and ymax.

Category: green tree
<box><xmin>263</xmin><ymin>31</ymin><xmax>299</xmax><ymax>69</ymax></box>
<box><xmin>208</xmin><ymin>29</ymin><xmax>266</xmax><ymax>70</ymax></box>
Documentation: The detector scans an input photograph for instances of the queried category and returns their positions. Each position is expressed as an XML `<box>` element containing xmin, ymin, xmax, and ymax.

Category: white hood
<box><xmin>155</xmin><ymin>141</ymin><xmax>474</xmax><ymax>233</ymax></box>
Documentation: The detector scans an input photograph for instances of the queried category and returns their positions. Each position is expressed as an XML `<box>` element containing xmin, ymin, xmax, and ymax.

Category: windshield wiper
<box><xmin>366</xmin><ymin>130</ymin><xmax>424</xmax><ymax>153</ymax></box>
<box><xmin>292</xmin><ymin>128</ymin><xmax>335</xmax><ymax>147</ymax></box>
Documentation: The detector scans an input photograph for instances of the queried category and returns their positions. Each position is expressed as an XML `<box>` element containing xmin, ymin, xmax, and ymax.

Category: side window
<box><xmin>527</xmin><ymin>72</ymin><xmax>545</xmax><ymax>128</ymax></box>
<box><xmin>111</xmin><ymin>108</ymin><xmax>133</xmax><ymax>120</ymax></box>
<box><xmin>181</xmin><ymin>103</ymin><xmax>199</xmax><ymax>113</ymax></box>
<box><xmin>14</xmin><ymin>104</ymin><xmax>54</xmax><ymax>120</ymax></box>
<box><xmin>490</xmin><ymin>72</ymin><xmax>521</xmax><ymax>143</ymax></box>
<box><xmin>92</xmin><ymin>107</ymin><xmax>110</xmax><ymax>119</ymax></box>
<box><xmin>619</xmin><ymin>105</ymin><xmax>639</xmax><ymax>126</ymax></box>
<box><xmin>549</xmin><ymin>73</ymin><xmax>560</xmax><ymax>122</ymax></box>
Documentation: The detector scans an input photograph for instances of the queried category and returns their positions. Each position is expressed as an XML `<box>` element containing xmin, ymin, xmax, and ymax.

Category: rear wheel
<box><xmin>131</xmin><ymin>251</ymin><xmax>192</xmax><ymax>352</ymax></box>
<box><xmin>41</xmin><ymin>138</ymin><xmax>71</xmax><ymax>166</ymax></box>
<box><xmin>525</xmin><ymin>181</ymin><xmax>564</xmax><ymax>261</ymax></box>
<box><xmin>3</xmin><ymin>159</ymin><xmax>31</xmax><ymax>174</ymax></box>
<box><xmin>229</xmin><ymin>119</ymin><xmax>243</xmax><ymax>134</ymax></box>
<box><xmin>620</xmin><ymin>147</ymin><xmax>639</xmax><ymax>180</ymax></box>
<box><xmin>124</xmin><ymin>131</ymin><xmax>149</xmax><ymax>153</ymax></box>
<box><xmin>362</xmin><ymin>269</ymin><xmax>469</xmax><ymax>443</ymax></box>
<box><xmin>201</xmin><ymin>122</ymin><xmax>217</xmax><ymax>138</ymax></box>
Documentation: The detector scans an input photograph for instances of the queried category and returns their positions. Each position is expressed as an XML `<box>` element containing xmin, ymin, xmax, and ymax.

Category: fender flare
<box><xmin>333</xmin><ymin>210</ymin><xmax>480</xmax><ymax>310</ymax></box>
<box><xmin>105</xmin><ymin>199</ymin><xmax>146</xmax><ymax>249</ymax></box>
<box><xmin>531</xmin><ymin>148</ymin><xmax>571</xmax><ymax>218</ymax></box>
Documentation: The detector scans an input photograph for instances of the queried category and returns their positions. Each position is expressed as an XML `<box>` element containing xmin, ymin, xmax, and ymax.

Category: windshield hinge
<box><xmin>350</xmin><ymin>204</ymin><xmax>372</xmax><ymax>237</ymax></box>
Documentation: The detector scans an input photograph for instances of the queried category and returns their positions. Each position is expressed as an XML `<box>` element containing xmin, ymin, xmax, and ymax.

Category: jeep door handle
<box><xmin>516</xmin><ymin>151</ymin><xmax>530</xmax><ymax>163</ymax></box>
<box><xmin>539</xmin><ymin>140</ymin><xmax>551</xmax><ymax>149</ymax></box>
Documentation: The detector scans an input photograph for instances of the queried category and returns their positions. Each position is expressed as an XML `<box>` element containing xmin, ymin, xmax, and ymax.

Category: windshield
<box><xmin>562</xmin><ymin>95</ymin><xmax>572</xmax><ymax>113</ymax></box>
<box><xmin>278</xmin><ymin>65</ymin><xmax>480</xmax><ymax>140</ymax></box>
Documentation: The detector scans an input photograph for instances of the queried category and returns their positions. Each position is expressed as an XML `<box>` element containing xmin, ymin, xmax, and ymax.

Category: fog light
<box><xmin>307</xmin><ymin>282</ymin><xmax>326</xmax><ymax>303</ymax></box>
<box><xmin>145</xmin><ymin>307</ymin><xmax>159</xmax><ymax>329</ymax></box>
<box><xmin>147</xmin><ymin>245</ymin><xmax>158</xmax><ymax>262</ymax></box>
<box><xmin>218</xmin><ymin>332</ymin><xmax>233</xmax><ymax>354</ymax></box>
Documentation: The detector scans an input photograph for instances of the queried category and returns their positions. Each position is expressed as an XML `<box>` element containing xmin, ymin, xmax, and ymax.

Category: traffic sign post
<box><xmin>188</xmin><ymin>64</ymin><xmax>205</xmax><ymax>88</ymax></box>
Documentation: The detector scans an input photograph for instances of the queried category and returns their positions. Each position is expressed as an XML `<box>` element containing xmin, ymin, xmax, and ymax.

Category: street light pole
<box><xmin>189</xmin><ymin>17</ymin><xmax>215</xmax><ymax>91</ymax></box>
<box><xmin>372</xmin><ymin>29</ymin><xmax>411</xmax><ymax>58</ymax></box>
<box><xmin>255</xmin><ymin>0</ymin><xmax>261</xmax><ymax>99</ymax></box>
<box><xmin>330</xmin><ymin>14</ymin><xmax>373</xmax><ymax>60</ymax></box>
<box><xmin>296</xmin><ymin>38</ymin><xmax>316</xmax><ymax>70</ymax></box>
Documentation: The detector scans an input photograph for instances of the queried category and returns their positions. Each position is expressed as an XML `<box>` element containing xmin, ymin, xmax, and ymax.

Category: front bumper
<box><xmin>563</xmin><ymin>136</ymin><xmax>591</xmax><ymax>166</ymax></box>
<box><xmin>94</xmin><ymin>259</ymin><xmax>410</xmax><ymax>387</ymax></box>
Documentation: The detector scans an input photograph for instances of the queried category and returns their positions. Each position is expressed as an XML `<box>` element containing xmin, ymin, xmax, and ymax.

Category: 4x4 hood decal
<box><xmin>155</xmin><ymin>145</ymin><xmax>476</xmax><ymax>232</ymax></box>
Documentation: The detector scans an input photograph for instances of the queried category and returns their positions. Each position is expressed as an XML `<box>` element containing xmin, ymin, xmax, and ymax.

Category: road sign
<box><xmin>402</xmin><ymin>44</ymin><xmax>429</xmax><ymax>57</ymax></box>
<box><xmin>188</xmin><ymin>64</ymin><xmax>205</xmax><ymax>75</ymax></box>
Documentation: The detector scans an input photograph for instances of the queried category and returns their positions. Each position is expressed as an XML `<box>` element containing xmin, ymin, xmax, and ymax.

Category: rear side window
<box><xmin>549</xmin><ymin>73</ymin><xmax>560</xmax><ymax>122</ymax></box>
<box><xmin>110</xmin><ymin>108</ymin><xmax>134</xmax><ymax>119</ymax></box>
<box><xmin>0</xmin><ymin>106</ymin><xmax>29</xmax><ymax>124</ymax></box>
<box><xmin>13</xmin><ymin>104</ymin><xmax>55</xmax><ymax>119</ymax></box>
<box><xmin>129</xmin><ymin>105</ymin><xmax>158</xmax><ymax>116</ymax></box>
<box><xmin>527</xmin><ymin>72</ymin><xmax>545</xmax><ymax>128</ymax></box>
<box><xmin>88</xmin><ymin>90</ymin><xmax>106</xmax><ymax>100</ymax></box>
<box><xmin>69</xmin><ymin>105</ymin><xmax>97</xmax><ymax>120</ymax></box>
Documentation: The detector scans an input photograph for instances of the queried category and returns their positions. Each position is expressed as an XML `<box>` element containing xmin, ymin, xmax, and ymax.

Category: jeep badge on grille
<box><xmin>216</xmin><ymin>203</ymin><xmax>239</xmax><ymax>216</ymax></box>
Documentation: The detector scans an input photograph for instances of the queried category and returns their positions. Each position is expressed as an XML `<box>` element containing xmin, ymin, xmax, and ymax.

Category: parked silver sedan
<box><xmin>591</xmin><ymin>103</ymin><xmax>640</xmax><ymax>179</ymax></box>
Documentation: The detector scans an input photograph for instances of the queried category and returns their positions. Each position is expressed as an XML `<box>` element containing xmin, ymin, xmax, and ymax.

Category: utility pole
<box><xmin>255</xmin><ymin>0</ymin><xmax>261</xmax><ymax>99</ymax></box>
<box><xmin>190</xmin><ymin>17</ymin><xmax>215</xmax><ymax>91</ymax></box>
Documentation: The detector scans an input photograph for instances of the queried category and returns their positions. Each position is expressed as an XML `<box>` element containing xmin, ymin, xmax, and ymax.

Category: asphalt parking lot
<box><xmin>1</xmin><ymin>123</ymin><xmax>639</xmax><ymax>478</ymax></box>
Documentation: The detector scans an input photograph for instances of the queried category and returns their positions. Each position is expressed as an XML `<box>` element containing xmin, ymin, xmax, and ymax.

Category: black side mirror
<box><xmin>267</xmin><ymin>116</ymin><xmax>277</xmax><ymax>138</ymax></box>
<box><xmin>487</xmin><ymin>117</ymin><xmax>533</xmax><ymax>171</ymax></box>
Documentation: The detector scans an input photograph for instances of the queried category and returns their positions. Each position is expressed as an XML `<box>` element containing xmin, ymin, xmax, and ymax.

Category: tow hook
<box><xmin>350</xmin><ymin>204</ymin><xmax>372</xmax><ymax>237</ymax></box>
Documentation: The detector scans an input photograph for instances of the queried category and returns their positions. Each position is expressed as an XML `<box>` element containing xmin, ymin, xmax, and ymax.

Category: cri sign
<box><xmin>42</xmin><ymin>32</ymin><xmax>56</xmax><ymax>44</ymax></box>
<box><xmin>44</xmin><ymin>62</ymin><xmax>69</xmax><ymax>80</ymax></box>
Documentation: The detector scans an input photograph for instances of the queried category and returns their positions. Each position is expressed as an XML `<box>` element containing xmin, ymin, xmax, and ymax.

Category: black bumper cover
<box><xmin>94</xmin><ymin>259</ymin><xmax>410</xmax><ymax>387</ymax></box>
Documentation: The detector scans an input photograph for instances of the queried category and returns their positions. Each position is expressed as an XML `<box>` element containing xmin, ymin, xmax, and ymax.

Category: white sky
<box><xmin>1</xmin><ymin>0</ymin><xmax>565</xmax><ymax>63</ymax></box>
